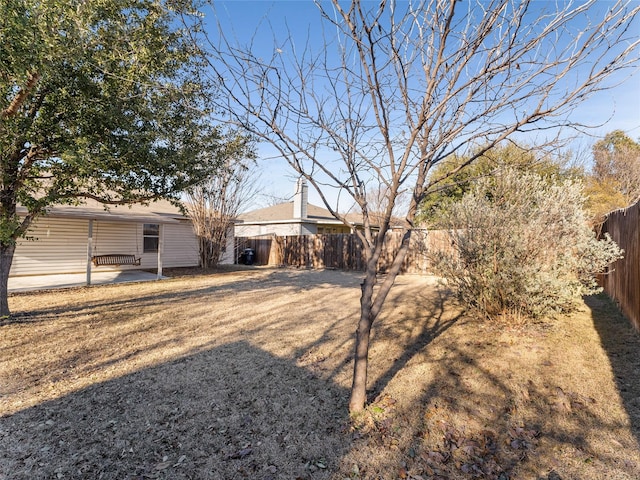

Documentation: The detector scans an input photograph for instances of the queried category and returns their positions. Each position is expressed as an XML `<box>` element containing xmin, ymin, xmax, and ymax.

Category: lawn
<box><xmin>1</xmin><ymin>267</ymin><xmax>639</xmax><ymax>479</ymax></box>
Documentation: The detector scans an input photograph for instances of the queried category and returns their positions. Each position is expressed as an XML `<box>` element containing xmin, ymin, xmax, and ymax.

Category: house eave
<box><xmin>235</xmin><ymin>217</ymin><xmax>363</xmax><ymax>227</ymax></box>
<box><xmin>17</xmin><ymin>205</ymin><xmax>185</xmax><ymax>224</ymax></box>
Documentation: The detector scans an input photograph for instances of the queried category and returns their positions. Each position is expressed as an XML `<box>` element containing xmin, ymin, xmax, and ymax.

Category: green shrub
<box><xmin>433</xmin><ymin>168</ymin><xmax>623</xmax><ymax>321</ymax></box>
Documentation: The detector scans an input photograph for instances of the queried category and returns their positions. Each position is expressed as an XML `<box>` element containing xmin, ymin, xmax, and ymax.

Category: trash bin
<box><xmin>243</xmin><ymin>248</ymin><xmax>255</xmax><ymax>265</ymax></box>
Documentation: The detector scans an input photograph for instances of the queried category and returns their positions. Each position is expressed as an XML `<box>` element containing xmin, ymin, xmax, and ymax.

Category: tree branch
<box><xmin>1</xmin><ymin>72</ymin><xmax>40</xmax><ymax>120</ymax></box>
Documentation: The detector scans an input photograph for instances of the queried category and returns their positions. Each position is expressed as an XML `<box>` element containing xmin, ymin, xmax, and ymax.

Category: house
<box><xmin>235</xmin><ymin>179</ymin><xmax>364</xmax><ymax>237</ymax></box>
<box><xmin>11</xmin><ymin>198</ymin><xmax>231</xmax><ymax>281</ymax></box>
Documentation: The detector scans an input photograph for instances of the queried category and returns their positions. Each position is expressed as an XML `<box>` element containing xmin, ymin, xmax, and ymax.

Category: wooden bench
<box><xmin>92</xmin><ymin>254</ymin><xmax>141</xmax><ymax>267</ymax></box>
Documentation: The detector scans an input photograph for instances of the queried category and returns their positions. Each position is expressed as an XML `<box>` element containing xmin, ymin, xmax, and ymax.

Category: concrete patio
<box><xmin>8</xmin><ymin>270</ymin><xmax>166</xmax><ymax>293</ymax></box>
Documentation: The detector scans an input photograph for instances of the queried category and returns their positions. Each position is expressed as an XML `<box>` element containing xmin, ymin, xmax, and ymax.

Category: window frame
<box><xmin>143</xmin><ymin>223</ymin><xmax>160</xmax><ymax>253</ymax></box>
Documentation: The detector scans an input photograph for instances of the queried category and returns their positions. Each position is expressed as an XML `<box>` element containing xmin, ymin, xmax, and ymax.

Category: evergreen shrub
<box><xmin>433</xmin><ymin>168</ymin><xmax>623</xmax><ymax>320</ymax></box>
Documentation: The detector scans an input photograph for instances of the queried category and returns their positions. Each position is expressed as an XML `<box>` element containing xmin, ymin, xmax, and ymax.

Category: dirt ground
<box><xmin>1</xmin><ymin>266</ymin><xmax>640</xmax><ymax>480</ymax></box>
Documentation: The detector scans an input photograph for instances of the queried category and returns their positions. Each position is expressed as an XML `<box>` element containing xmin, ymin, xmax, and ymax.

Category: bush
<box><xmin>433</xmin><ymin>168</ymin><xmax>623</xmax><ymax>321</ymax></box>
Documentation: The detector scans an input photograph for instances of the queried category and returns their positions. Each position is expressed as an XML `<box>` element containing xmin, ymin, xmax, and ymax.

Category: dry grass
<box><xmin>1</xmin><ymin>267</ymin><xmax>639</xmax><ymax>479</ymax></box>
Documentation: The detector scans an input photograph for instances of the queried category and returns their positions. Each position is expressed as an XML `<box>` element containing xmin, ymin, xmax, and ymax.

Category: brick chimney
<box><xmin>293</xmin><ymin>178</ymin><xmax>308</xmax><ymax>219</ymax></box>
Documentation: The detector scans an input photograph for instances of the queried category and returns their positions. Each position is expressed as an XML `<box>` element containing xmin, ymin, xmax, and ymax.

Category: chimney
<box><xmin>293</xmin><ymin>178</ymin><xmax>308</xmax><ymax>219</ymax></box>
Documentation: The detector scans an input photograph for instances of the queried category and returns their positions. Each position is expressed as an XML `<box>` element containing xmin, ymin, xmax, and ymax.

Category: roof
<box><xmin>237</xmin><ymin>201</ymin><xmax>363</xmax><ymax>226</ymax></box>
<box><xmin>17</xmin><ymin>198</ymin><xmax>188</xmax><ymax>224</ymax></box>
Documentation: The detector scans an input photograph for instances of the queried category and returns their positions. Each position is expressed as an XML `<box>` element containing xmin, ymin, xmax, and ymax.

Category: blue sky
<box><xmin>205</xmin><ymin>1</ymin><xmax>640</xmax><ymax>211</ymax></box>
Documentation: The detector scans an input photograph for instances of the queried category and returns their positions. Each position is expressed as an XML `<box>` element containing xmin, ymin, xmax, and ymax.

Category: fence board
<box><xmin>598</xmin><ymin>201</ymin><xmax>640</xmax><ymax>330</ymax></box>
<box><xmin>235</xmin><ymin>230</ymin><xmax>450</xmax><ymax>274</ymax></box>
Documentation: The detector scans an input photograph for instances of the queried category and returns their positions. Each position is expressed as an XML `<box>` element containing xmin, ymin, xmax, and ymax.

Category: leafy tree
<box><xmin>200</xmin><ymin>0</ymin><xmax>639</xmax><ymax>413</ymax></box>
<box><xmin>0</xmin><ymin>0</ymin><xmax>223</xmax><ymax>317</ymax></box>
<box><xmin>434</xmin><ymin>168</ymin><xmax>623</xmax><ymax>320</ymax></box>
<box><xmin>418</xmin><ymin>144</ymin><xmax>581</xmax><ymax>226</ymax></box>
<box><xmin>585</xmin><ymin>130</ymin><xmax>640</xmax><ymax>223</ymax></box>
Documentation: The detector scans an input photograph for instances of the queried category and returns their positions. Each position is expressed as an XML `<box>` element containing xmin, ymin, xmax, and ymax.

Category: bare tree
<box><xmin>195</xmin><ymin>0</ymin><xmax>639</xmax><ymax>413</ymax></box>
<box><xmin>355</xmin><ymin>184</ymin><xmax>409</xmax><ymax>227</ymax></box>
<box><xmin>185</xmin><ymin>138</ymin><xmax>257</xmax><ymax>269</ymax></box>
<box><xmin>261</xmin><ymin>193</ymin><xmax>290</xmax><ymax>207</ymax></box>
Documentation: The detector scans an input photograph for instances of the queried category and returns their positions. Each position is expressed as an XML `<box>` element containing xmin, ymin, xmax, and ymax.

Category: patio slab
<box><xmin>8</xmin><ymin>270</ymin><xmax>165</xmax><ymax>293</ymax></box>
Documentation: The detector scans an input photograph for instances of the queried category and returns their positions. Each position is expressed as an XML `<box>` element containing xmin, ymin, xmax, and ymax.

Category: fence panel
<box><xmin>235</xmin><ymin>230</ymin><xmax>451</xmax><ymax>274</ymax></box>
<box><xmin>598</xmin><ymin>201</ymin><xmax>640</xmax><ymax>330</ymax></box>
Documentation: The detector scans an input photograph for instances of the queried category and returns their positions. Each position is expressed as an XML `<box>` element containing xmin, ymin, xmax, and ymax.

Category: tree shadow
<box><xmin>367</xmin><ymin>281</ymin><xmax>464</xmax><ymax>401</ymax></box>
<box><xmin>7</xmin><ymin>268</ymin><xmax>363</xmax><ymax>325</ymax></box>
<box><xmin>0</xmin><ymin>340</ymin><xmax>350</xmax><ymax>480</ymax></box>
<box><xmin>6</xmin><ymin>272</ymin><xmax>640</xmax><ymax>479</ymax></box>
<box><xmin>344</xmin><ymin>298</ymin><xmax>640</xmax><ymax>479</ymax></box>
<box><xmin>280</xmin><ymin>275</ymin><xmax>462</xmax><ymax>404</ymax></box>
<box><xmin>585</xmin><ymin>293</ymin><xmax>640</xmax><ymax>443</ymax></box>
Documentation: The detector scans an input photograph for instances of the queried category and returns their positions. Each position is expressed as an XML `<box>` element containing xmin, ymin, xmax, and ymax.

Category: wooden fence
<box><xmin>235</xmin><ymin>230</ymin><xmax>451</xmax><ymax>275</ymax></box>
<box><xmin>598</xmin><ymin>201</ymin><xmax>640</xmax><ymax>330</ymax></box>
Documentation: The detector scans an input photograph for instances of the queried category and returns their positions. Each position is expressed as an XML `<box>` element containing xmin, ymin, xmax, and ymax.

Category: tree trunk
<box><xmin>349</xmin><ymin>264</ymin><xmax>377</xmax><ymax>413</ymax></box>
<box><xmin>348</xmin><ymin>229</ymin><xmax>414</xmax><ymax>414</ymax></box>
<box><xmin>0</xmin><ymin>243</ymin><xmax>15</xmax><ymax>318</ymax></box>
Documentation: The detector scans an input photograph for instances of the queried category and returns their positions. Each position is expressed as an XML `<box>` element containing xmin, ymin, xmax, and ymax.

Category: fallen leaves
<box><xmin>550</xmin><ymin>386</ymin><xmax>597</xmax><ymax>414</ymax></box>
<box><xmin>305</xmin><ymin>457</ymin><xmax>328</xmax><ymax>472</ymax></box>
<box><xmin>4</xmin><ymin>270</ymin><xmax>640</xmax><ymax>479</ymax></box>
<box><xmin>226</xmin><ymin>447</ymin><xmax>253</xmax><ymax>460</ymax></box>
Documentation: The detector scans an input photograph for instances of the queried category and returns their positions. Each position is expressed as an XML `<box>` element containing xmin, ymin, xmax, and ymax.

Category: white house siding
<box><xmin>299</xmin><ymin>224</ymin><xmax>316</xmax><ymax>235</ymax></box>
<box><xmin>235</xmin><ymin>222</ymin><xmax>309</xmax><ymax>237</ymax></box>
<box><xmin>92</xmin><ymin>221</ymin><xmax>139</xmax><ymax>262</ymax></box>
<box><xmin>234</xmin><ymin>222</ymin><xmax>352</xmax><ymax>237</ymax></box>
<box><xmin>219</xmin><ymin>226</ymin><xmax>236</xmax><ymax>265</ymax></box>
<box><xmin>12</xmin><ymin>217</ymin><xmax>200</xmax><ymax>276</ymax></box>
<box><xmin>12</xmin><ymin>217</ymin><xmax>90</xmax><ymax>276</ymax></box>
<box><xmin>141</xmin><ymin>221</ymin><xmax>199</xmax><ymax>269</ymax></box>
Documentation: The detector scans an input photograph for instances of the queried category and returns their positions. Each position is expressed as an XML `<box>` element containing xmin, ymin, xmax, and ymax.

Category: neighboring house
<box><xmin>11</xmin><ymin>198</ymin><xmax>226</xmax><ymax>279</ymax></box>
<box><xmin>235</xmin><ymin>179</ymin><xmax>365</xmax><ymax>237</ymax></box>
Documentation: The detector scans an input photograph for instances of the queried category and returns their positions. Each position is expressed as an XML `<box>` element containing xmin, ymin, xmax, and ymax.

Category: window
<box><xmin>143</xmin><ymin>224</ymin><xmax>159</xmax><ymax>253</ymax></box>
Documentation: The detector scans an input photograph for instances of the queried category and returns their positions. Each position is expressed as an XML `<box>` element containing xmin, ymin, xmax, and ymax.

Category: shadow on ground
<box><xmin>367</xmin><ymin>281</ymin><xmax>463</xmax><ymax>401</ymax></box>
<box><xmin>343</xmin><ymin>294</ymin><xmax>640</xmax><ymax>479</ymax></box>
<box><xmin>587</xmin><ymin>293</ymin><xmax>640</xmax><ymax>444</ymax></box>
<box><xmin>8</xmin><ymin>267</ymin><xmax>360</xmax><ymax>324</ymax></box>
<box><xmin>6</xmin><ymin>271</ymin><xmax>639</xmax><ymax>479</ymax></box>
<box><xmin>0</xmin><ymin>341</ymin><xmax>349</xmax><ymax>480</ymax></box>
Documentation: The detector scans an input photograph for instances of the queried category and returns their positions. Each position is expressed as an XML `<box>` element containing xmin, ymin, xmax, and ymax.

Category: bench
<box><xmin>92</xmin><ymin>254</ymin><xmax>141</xmax><ymax>267</ymax></box>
